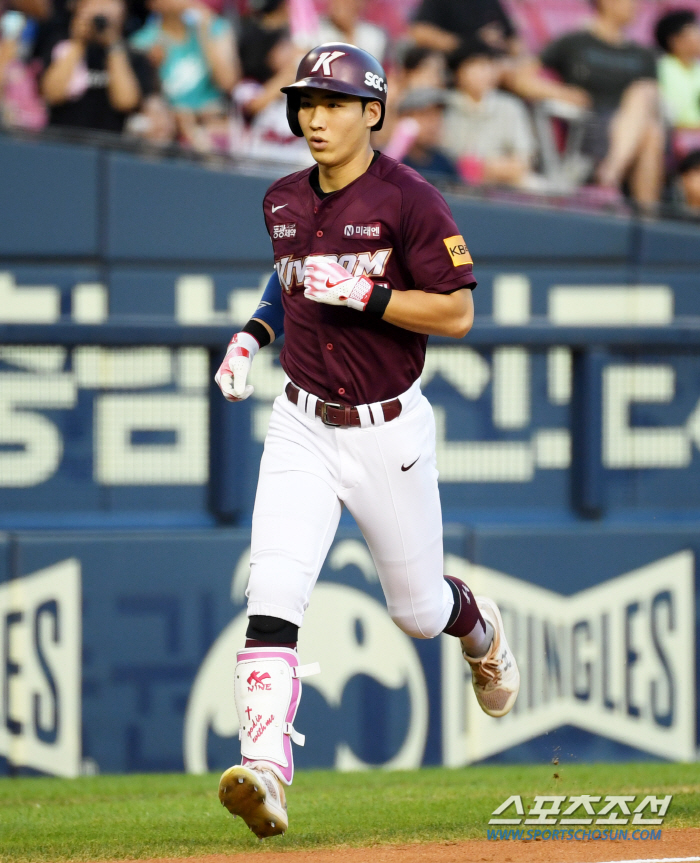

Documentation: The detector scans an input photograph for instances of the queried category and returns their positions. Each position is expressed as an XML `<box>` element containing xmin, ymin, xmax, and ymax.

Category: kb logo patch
<box><xmin>443</xmin><ymin>234</ymin><xmax>473</xmax><ymax>267</ymax></box>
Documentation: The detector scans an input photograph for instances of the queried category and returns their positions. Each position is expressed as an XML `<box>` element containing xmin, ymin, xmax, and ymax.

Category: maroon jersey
<box><xmin>263</xmin><ymin>153</ymin><xmax>476</xmax><ymax>404</ymax></box>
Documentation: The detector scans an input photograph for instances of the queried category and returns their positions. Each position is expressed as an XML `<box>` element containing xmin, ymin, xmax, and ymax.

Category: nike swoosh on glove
<box><xmin>303</xmin><ymin>256</ymin><xmax>374</xmax><ymax>311</ymax></box>
<box><xmin>214</xmin><ymin>332</ymin><xmax>259</xmax><ymax>401</ymax></box>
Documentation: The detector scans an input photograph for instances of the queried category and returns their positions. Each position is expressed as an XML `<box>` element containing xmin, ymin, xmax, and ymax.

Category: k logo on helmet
<box><xmin>310</xmin><ymin>51</ymin><xmax>346</xmax><ymax>76</ymax></box>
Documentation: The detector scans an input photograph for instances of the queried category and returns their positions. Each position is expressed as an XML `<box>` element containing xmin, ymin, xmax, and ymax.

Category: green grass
<box><xmin>0</xmin><ymin>763</ymin><xmax>698</xmax><ymax>861</ymax></box>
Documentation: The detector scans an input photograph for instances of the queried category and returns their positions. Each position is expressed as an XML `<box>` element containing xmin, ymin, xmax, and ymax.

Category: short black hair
<box><xmin>401</xmin><ymin>45</ymin><xmax>438</xmax><ymax>72</ymax></box>
<box><xmin>448</xmin><ymin>37</ymin><xmax>502</xmax><ymax>72</ymax></box>
<box><xmin>655</xmin><ymin>9</ymin><xmax>697</xmax><ymax>53</ymax></box>
<box><xmin>678</xmin><ymin>149</ymin><xmax>700</xmax><ymax>175</ymax></box>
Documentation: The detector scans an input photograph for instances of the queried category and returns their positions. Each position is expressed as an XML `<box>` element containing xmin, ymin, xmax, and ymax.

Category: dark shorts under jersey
<box><xmin>263</xmin><ymin>153</ymin><xmax>476</xmax><ymax>405</ymax></box>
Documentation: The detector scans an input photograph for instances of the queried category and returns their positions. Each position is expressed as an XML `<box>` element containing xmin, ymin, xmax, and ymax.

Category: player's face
<box><xmin>297</xmin><ymin>90</ymin><xmax>381</xmax><ymax>167</ymax></box>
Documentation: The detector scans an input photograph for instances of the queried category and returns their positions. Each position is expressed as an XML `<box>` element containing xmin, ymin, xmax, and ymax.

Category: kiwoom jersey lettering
<box><xmin>276</xmin><ymin>249</ymin><xmax>392</xmax><ymax>292</ymax></box>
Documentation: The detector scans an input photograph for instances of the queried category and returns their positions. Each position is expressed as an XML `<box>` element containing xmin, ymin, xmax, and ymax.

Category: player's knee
<box><xmin>390</xmin><ymin>609</ymin><xmax>445</xmax><ymax>640</ymax></box>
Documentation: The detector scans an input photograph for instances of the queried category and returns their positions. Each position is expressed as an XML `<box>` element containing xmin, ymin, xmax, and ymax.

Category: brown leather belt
<box><xmin>285</xmin><ymin>382</ymin><xmax>402</xmax><ymax>428</ymax></box>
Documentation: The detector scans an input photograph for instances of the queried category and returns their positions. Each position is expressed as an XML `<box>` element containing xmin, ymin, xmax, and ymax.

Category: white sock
<box><xmin>460</xmin><ymin>620</ymin><xmax>494</xmax><ymax>658</ymax></box>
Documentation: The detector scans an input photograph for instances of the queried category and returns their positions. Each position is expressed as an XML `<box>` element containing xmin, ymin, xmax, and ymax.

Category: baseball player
<box><xmin>215</xmin><ymin>43</ymin><xmax>520</xmax><ymax>840</ymax></box>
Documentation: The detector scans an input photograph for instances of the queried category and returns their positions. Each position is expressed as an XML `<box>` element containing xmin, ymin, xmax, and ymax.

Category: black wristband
<box><xmin>365</xmin><ymin>284</ymin><xmax>391</xmax><ymax>318</ymax></box>
<box><xmin>242</xmin><ymin>318</ymin><xmax>271</xmax><ymax>348</ymax></box>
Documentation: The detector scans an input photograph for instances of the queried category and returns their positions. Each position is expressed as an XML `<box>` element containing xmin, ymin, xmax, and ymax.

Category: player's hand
<box><xmin>214</xmin><ymin>332</ymin><xmax>259</xmax><ymax>402</ymax></box>
<box><xmin>303</xmin><ymin>256</ymin><xmax>374</xmax><ymax>312</ymax></box>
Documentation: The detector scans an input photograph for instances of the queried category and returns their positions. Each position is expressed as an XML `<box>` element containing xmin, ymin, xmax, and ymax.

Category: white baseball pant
<box><xmin>246</xmin><ymin>377</ymin><xmax>454</xmax><ymax>639</ymax></box>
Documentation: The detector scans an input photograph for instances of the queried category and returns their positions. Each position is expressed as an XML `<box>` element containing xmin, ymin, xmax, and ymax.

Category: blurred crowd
<box><xmin>4</xmin><ymin>0</ymin><xmax>700</xmax><ymax>217</ymax></box>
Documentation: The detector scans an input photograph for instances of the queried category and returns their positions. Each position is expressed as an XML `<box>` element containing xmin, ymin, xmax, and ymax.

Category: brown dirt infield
<box><xmin>129</xmin><ymin>828</ymin><xmax>699</xmax><ymax>863</ymax></box>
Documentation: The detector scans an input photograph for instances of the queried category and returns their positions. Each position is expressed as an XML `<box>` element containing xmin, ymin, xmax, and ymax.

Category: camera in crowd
<box><xmin>91</xmin><ymin>13</ymin><xmax>110</xmax><ymax>34</ymax></box>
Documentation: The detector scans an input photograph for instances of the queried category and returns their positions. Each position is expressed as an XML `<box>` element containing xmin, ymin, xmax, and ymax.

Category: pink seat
<box><xmin>673</xmin><ymin>128</ymin><xmax>700</xmax><ymax>158</ymax></box>
<box><xmin>504</xmin><ymin>0</ymin><xmax>592</xmax><ymax>53</ymax></box>
<box><xmin>504</xmin><ymin>0</ymin><xmax>700</xmax><ymax>52</ymax></box>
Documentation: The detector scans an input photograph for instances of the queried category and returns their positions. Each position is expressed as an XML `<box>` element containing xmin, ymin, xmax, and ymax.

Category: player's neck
<box><xmin>317</xmin><ymin>146</ymin><xmax>375</xmax><ymax>193</ymax></box>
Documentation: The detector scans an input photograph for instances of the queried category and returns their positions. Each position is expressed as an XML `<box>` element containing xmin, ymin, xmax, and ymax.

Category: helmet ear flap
<box><xmin>286</xmin><ymin>93</ymin><xmax>303</xmax><ymax>137</ymax></box>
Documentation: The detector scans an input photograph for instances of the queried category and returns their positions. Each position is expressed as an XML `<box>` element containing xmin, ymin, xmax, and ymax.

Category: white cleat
<box><xmin>463</xmin><ymin>596</ymin><xmax>520</xmax><ymax>717</ymax></box>
<box><xmin>218</xmin><ymin>765</ymin><xmax>288</xmax><ymax>839</ymax></box>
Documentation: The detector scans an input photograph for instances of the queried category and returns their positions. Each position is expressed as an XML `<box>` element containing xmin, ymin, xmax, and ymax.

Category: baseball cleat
<box><xmin>463</xmin><ymin>596</ymin><xmax>520</xmax><ymax>717</ymax></box>
<box><xmin>218</xmin><ymin>765</ymin><xmax>288</xmax><ymax>839</ymax></box>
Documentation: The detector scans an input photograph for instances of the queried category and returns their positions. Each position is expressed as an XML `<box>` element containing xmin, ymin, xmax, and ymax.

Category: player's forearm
<box><xmin>383</xmin><ymin>288</ymin><xmax>474</xmax><ymax>339</ymax></box>
<box><xmin>251</xmin><ymin>318</ymin><xmax>275</xmax><ymax>344</ymax></box>
<box><xmin>250</xmin><ymin>271</ymin><xmax>284</xmax><ymax>342</ymax></box>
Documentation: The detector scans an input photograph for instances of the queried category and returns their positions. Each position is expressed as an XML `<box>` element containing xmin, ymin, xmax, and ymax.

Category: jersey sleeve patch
<box><xmin>443</xmin><ymin>235</ymin><xmax>473</xmax><ymax>267</ymax></box>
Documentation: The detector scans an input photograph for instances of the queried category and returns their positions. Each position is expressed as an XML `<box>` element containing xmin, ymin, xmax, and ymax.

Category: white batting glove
<box><xmin>214</xmin><ymin>332</ymin><xmax>259</xmax><ymax>402</ymax></box>
<box><xmin>303</xmin><ymin>256</ymin><xmax>374</xmax><ymax>311</ymax></box>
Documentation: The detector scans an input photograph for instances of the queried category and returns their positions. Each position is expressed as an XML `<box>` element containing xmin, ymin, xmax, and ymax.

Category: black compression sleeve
<box><xmin>246</xmin><ymin>615</ymin><xmax>299</xmax><ymax>644</ymax></box>
<box><xmin>242</xmin><ymin>318</ymin><xmax>271</xmax><ymax>347</ymax></box>
<box><xmin>365</xmin><ymin>284</ymin><xmax>392</xmax><ymax>318</ymax></box>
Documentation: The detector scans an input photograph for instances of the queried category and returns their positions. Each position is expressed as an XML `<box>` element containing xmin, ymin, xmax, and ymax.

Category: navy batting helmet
<box><xmin>281</xmin><ymin>42</ymin><xmax>388</xmax><ymax>137</ymax></box>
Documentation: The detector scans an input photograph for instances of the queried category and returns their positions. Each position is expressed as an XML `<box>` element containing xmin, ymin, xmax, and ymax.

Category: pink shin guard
<box><xmin>234</xmin><ymin>646</ymin><xmax>319</xmax><ymax>785</ymax></box>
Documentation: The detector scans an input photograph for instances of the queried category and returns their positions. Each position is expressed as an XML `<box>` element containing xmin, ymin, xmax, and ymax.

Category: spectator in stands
<box><xmin>230</xmin><ymin>26</ymin><xmax>309</xmax><ymax>165</ymax></box>
<box><xmin>442</xmin><ymin>39</ymin><xmax>535</xmax><ymax>188</ymax></box>
<box><xmin>0</xmin><ymin>10</ymin><xmax>20</xmax><ymax>85</ymax></box>
<box><xmin>376</xmin><ymin>44</ymin><xmax>446</xmax><ymax>149</ymax></box>
<box><xmin>1</xmin><ymin>2</ymin><xmax>52</xmax><ymax>127</ymax></box>
<box><xmin>411</xmin><ymin>0</ymin><xmax>520</xmax><ymax>58</ymax></box>
<box><xmin>397</xmin><ymin>87</ymin><xmax>458</xmax><ymax>180</ymax></box>
<box><xmin>1</xmin><ymin>0</ymin><xmax>51</xmax><ymax>21</ymax></box>
<box><xmin>124</xmin><ymin>92</ymin><xmax>177</xmax><ymax>144</ymax></box>
<box><xmin>396</xmin><ymin>44</ymin><xmax>445</xmax><ymax>92</ymax></box>
<box><xmin>674</xmin><ymin>148</ymin><xmax>700</xmax><ymax>212</ymax></box>
<box><xmin>515</xmin><ymin>0</ymin><xmax>663</xmax><ymax>208</ymax></box>
<box><xmin>317</xmin><ymin>0</ymin><xmax>387</xmax><ymax>63</ymax></box>
<box><xmin>41</xmin><ymin>0</ymin><xmax>156</xmax><ymax>132</ymax></box>
<box><xmin>237</xmin><ymin>0</ymin><xmax>288</xmax><ymax>85</ymax></box>
<box><xmin>130</xmin><ymin>0</ymin><xmax>237</xmax><ymax>151</ymax></box>
<box><xmin>656</xmin><ymin>9</ymin><xmax>700</xmax><ymax>129</ymax></box>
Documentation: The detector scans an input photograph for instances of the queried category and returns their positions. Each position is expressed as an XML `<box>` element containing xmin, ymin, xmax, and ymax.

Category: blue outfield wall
<box><xmin>1</xmin><ymin>133</ymin><xmax>700</xmax><ymax>775</ymax></box>
<box><xmin>0</xmin><ymin>524</ymin><xmax>697</xmax><ymax>777</ymax></box>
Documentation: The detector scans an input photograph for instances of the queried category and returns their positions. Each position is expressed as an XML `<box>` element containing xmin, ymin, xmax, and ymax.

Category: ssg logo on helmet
<box><xmin>364</xmin><ymin>72</ymin><xmax>387</xmax><ymax>93</ymax></box>
<box><xmin>310</xmin><ymin>51</ymin><xmax>346</xmax><ymax>76</ymax></box>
